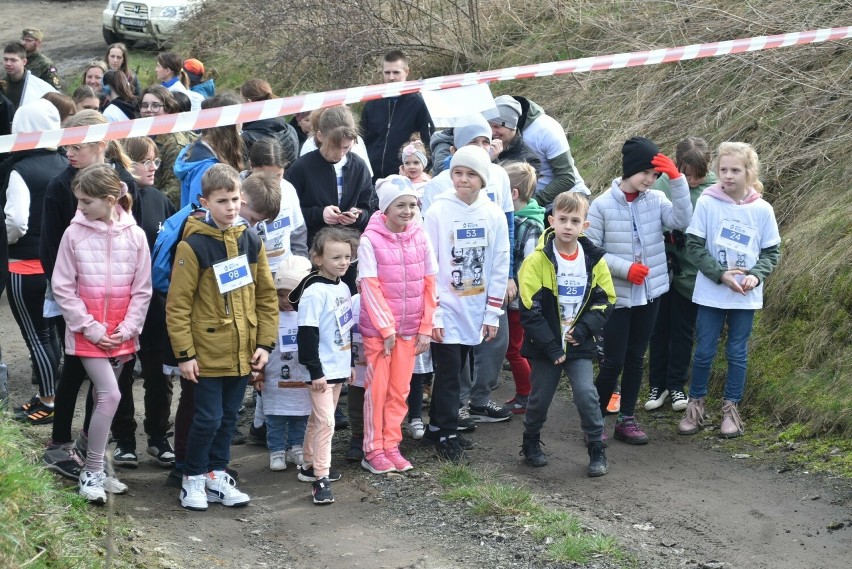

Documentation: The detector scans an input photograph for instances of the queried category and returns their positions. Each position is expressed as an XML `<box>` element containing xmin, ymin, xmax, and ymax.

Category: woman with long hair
<box><xmin>138</xmin><ymin>85</ymin><xmax>198</xmax><ymax>207</ymax></box>
<box><xmin>174</xmin><ymin>91</ymin><xmax>245</xmax><ymax>207</ymax></box>
<box><xmin>155</xmin><ymin>53</ymin><xmax>202</xmax><ymax>111</ymax></box>
<box><xmin>105</xmin><ymin>42</ymin><xmax>142</xmax><ymax>97</ymax></box>
<box><xmin>101</xmin><ymin>70</ymin><xmax>137</xmax><ymax>122</ymax></box>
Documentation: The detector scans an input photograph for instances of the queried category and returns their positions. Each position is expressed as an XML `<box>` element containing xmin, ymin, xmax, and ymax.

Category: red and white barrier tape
<box><xmin>1</xmin><ymin>26</ymin><xmax>849</xmax><ymax>154</ymax></box>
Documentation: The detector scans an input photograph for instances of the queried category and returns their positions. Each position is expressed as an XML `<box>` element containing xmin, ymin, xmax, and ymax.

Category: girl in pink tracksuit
<box><xmin>52</xmin><ymin>164</ymin><xmax>152</xmax><ymax>503</ymax></box>
<box><xmin>358</xmin><ymin>176</ymin><xmax>437</xmax><ymax>474</ymax></box>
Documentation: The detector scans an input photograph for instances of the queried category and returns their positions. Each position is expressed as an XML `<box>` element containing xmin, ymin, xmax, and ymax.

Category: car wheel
<box><xmin>102</xmin><ymin>26</ymin><xmax>121</xmax><ymax>45</ymax></box>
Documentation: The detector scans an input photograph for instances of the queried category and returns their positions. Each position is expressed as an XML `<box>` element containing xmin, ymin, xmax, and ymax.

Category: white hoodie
<box><xmin>424</xmin><ymin>190</ymin><xmax>509</xmax><ymax>345</ymax></box>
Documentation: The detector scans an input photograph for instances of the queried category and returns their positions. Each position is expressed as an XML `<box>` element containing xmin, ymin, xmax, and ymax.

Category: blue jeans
<box><xmin>266</xmin><ymin>414</ymin><xmax>308</xmax><ymax>453</ymax></box>
<box><xmin>184</xmin><ymin>374</ymin><xmax>250</xmax><ymax>476</ymax></box>
<box><xmin>690</xmin><ymin>306</ymin><xmax>755</xmax><ymax>403</ymax></box>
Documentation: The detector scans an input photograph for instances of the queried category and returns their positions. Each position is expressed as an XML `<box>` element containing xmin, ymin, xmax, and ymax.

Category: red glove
<box><xmin>651</xmin><ymin>153</ymin><xmax>680</xmax><ymax>180</ymax></box>
<box><xmin>627</xmin><ymin>263</ymin><xmax>650</xmax><ymax>285</ymax></box>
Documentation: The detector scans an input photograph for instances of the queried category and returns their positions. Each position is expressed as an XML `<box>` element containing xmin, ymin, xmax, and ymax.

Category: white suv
<box><xmin>102</xmin><ymin>0</ymin><xmax>203</xmax><ymax>46</ymax></box>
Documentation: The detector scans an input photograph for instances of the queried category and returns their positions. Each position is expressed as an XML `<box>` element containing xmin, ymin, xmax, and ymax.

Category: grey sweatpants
<box><xmin>459</xmin><ymin>310</ymin><xmax>510</xmax><ymax>407</ymax></box>
<box><xmin>523</xmin><ymin>357</ymin><xmax>604</xmax><ymax>440</ymax></box>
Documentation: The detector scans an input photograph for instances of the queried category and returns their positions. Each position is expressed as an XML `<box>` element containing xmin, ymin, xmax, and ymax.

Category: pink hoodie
<box><xmin>702</xmin><ymin>183</ymin><xmax>762</xmax><ymax>205</ymax></box>
<box><xmin>52</xmin><ymin>206</ymin><xmax>152</xmax><ymax>358</ymax></box>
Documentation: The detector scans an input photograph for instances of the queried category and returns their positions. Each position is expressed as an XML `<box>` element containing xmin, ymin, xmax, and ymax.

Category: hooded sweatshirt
<box><xmin>52</xmin><ymin>206</ymin><xmax>152</xmax><ymax>358</ymax></box>
<box><xmin>423</xmin><ymin>190</ymin><xmax>510</xmax><ymax>345</ymax></box>
<box><xmin>686</xmin><ymin>183</ymin><xmax>781</xmax><ymax>310</ymax></box>
<box><xmin>512</xmin><ymin>199</ymin><xmax>546</xmax><ymax>279</ymax></box>
<box><xmin>174</xmin><ymin>139</ymin><xmax>218</xmax><ymax>208</ymax></box>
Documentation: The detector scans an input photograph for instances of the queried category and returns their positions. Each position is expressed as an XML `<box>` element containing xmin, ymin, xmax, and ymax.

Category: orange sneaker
<box><xmin>606</xmin><ymin>392</ymin><xmax>621</xmax><ymax>414</ymax></box>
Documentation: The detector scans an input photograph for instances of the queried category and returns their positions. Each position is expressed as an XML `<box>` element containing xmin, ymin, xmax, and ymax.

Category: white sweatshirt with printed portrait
<box><xmin>424</xmin><ymin>191</ymin><xmax>509</xmax><ymax>345</ymax></box>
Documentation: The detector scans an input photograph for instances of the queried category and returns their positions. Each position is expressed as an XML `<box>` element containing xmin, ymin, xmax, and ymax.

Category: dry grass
<box><xmin>180</xmin><ymin>0</ymin><xmax>852</xmax><ymax>433</ymax></box>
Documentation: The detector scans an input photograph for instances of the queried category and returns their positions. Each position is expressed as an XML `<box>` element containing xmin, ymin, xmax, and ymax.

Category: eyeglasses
<box><xmin>139</xmin><ymin>102</ymin><xmax>163</xmax><ymax>111</ymax></box>
<box><xmin>136</xmin><ymin>158</ymin><xmax>161</xmax><ymax>170</ymax></box>
<box><xmin>61</xmin><ymin>143</ymin><xmax>95</xmax><ymax>153</ymax></box>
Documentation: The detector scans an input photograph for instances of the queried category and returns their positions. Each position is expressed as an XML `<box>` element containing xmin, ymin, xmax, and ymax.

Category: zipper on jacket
<box><xmin>399</xmin><ymin>234</ymin><xmax>407</xmax><ymax>330</ymax></box>
<box><xmin>103</xmin><ymin>222</ymin><xmax>113</xmax><ymax>348</ymax></box>
<box><xmin>379</xmin><ymin>99</ymin><xmax>397</xmax><ymax>175</ymax></box>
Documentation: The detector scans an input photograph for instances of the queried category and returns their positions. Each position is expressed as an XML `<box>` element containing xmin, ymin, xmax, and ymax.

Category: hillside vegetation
<box><xmin>181</xmin><ymin>0</ymin><xmax>852</xmax><ymax>434</ymax></box>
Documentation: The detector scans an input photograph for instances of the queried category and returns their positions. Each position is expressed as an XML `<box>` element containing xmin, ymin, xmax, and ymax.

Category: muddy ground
<box><xmin>3</xmin><ymin>2</ymin><xmax>852</xmax><ymax>568</ymax></box>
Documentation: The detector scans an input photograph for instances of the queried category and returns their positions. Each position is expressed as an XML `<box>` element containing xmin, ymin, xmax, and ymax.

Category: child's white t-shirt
<box><xmin>262</xmin><ymin>310</ymin><xmax>311</xmax><ymax>416</ymax></box>
<box><xmin>253</xmin><ymin>180</ymin><xmax>306</xmax><ymax>275</ymax></box>
<box><xmin>687</xmin><ymin>195</ymin><xmax>780</xmax><ymax>310</ymax></box>
<box><xmin>553</xmin><ymin>241</ymin><xmax>588</xmax><ymax>347</ymax></box>
<box><xmin>297</xmin><ymin>280</ymin><xmax>353</xmax><ymax>380</ymax></box>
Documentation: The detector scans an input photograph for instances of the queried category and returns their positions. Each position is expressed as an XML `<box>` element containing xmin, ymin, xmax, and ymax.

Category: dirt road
<box><xmin>3</xmin><ymin>3</ymin><xmax>851</xmax><ymax>568</ymax></box>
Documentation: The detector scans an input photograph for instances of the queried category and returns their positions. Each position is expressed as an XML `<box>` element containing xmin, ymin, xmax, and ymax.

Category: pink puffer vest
<box><xmin>359</xmin><ymin>212</ymin><xmax>428</xmax><ymax>338</ymax></box>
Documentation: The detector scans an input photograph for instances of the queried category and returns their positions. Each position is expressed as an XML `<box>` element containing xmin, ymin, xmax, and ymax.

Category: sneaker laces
<box><xmin>459</xmin><ymin>406</ymin><xmax>471</xmax><ymax>420</ymax></box>
<box><xmin>618</xmin><ymin>418</ymin><xmax>644</xmax><ymax>435</ymax></box>
<box><xmin>685</xmin><ymin>399</ymin><xmax>705</xmax><ymax>426</ymax></box>
<box><xmin>484</xmin><ymin>401</ymin><xmax>502</xmax><ymax>412</ymax></box>
<box><xmin>648</xmin><ymin>388</ymin><xmax>661</xmax><ymax>401</ymax></box>
<box><xmin>671</xmin><ymin>390</ymin><xmax>687</xmax><ymax>402</ymax></box>
<box><xmin>722</xmin><ymin>402</ymin><xmax>745</xmax><ymax>434</ymax></box>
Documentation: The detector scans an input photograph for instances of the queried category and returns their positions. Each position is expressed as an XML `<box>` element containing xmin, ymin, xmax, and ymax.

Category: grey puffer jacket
<box><xmin>586</xmin><ymin>176</ymin><xmax>692</xmax><ymax>308</ymax></box>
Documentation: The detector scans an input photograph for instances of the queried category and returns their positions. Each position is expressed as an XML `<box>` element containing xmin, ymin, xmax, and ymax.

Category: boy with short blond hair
<box><xmin>517</xmin><ymin>191</ymin><xmax>616</xmax><ymax>476</ymax></box>
<box><xmin>167</xmin><ymin>163</ymin><xmax>278</xmax><ymax>510</ymax></box>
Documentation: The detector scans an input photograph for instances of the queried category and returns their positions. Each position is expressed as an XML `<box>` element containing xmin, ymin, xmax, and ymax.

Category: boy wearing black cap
<box><xmin>585</xmin><ymin>137</ymin><xmax>692</xmax><ymax>445</ymax></box>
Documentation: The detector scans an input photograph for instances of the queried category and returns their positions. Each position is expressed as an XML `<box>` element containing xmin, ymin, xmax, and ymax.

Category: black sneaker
<box><xmin>43</xmin><ymin>443</ymin><xmax>84</xmax><ymax>480</ymax></box>
<box><xmin>521</xmin><ymin>433</ymin><xmax>548</xmax><ymax>467</ymax></box>
<box><xmin>455</xmin><ymin>432</ymin><xmax>475</xmax><ymax>450</ymax></box>
<box><xmin>247</xmin><ymin>424</ymin><xmax>267</xmax><ymax>447</ymax></box>
<box><xmin>457</xmin><ymin>406</ymin><xmax>477</xmax><ymax>432</ymax></box>
<box><xmin>436</xmin><ymin>435</ymin><xmax>467</xmax><ymax>463</ymax></box>
<box><xmin>334</xmin><ymin>406</ymin><xmax>350</xmax><ymax>431</ymax></box>
<box><xmin>469</xmin><ymin>401</ymin><xmax>512</xmax><ymax>423</ymax></box>
<box><xmin>344</xmin><ymin>437</ymin><xmax>364</xmax><ymax>462</ymax></box>
<box><xmin>15</xmin><ymin>399</ymin><xmax>55</xmax><ymax>425</ymax></box>
<box><xmin>297</xmin><ymin>464</ymin><xmax>342</xmax><ymax>483</ymax></box>
<box><xmin>146</xmin><ymin>437</ymin><xmax>176</xmax><ymax>467</ymax></box>
<box><xmin>16</xmin><ymin>394</ymin><xmax>41</xmax><ymax>413</ymax></box>
<box><xmin>312</xmin><ymin>477</ymin><xmax>335</xmax><ymax>505</ymax></box>
<box><xmin>586</xmin><ymin>441</ymin><xmax>608</xmax><ymax>477</ymax></box>
<box><xmin>113</xmin><ymin>443</ymin><xmax>138</xmax><ymax>468</ymax></box>
<box><xmin>165</xmin><ymin>467</ymin><xmax>183</xmax><ymax>489</ymax></box>
<box><xmin>231</xmin><ymin>428</ymin><xmax>247</xmax><ymax>445</ymax></box>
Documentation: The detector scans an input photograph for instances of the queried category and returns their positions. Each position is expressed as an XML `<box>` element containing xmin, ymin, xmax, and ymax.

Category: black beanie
<box><xmin>622</xmin><ymin>136</ymin><xmax>659</xmax><ymax>179</ymax></box>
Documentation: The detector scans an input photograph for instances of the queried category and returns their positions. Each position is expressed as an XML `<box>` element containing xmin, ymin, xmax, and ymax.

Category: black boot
<box><xmin>344</xmin><ymin>435</ymin><xmax>364</xmax><ymax>462</ymax></box>
<box><xmin>586</xmin><ymin>440</ymin><xmax>608</xmax><ymax>477</ymax></box>
<box><xmin>521</xmin><ymin>433</ymin><xmax>547</xmax><ymax>467</ymax></box>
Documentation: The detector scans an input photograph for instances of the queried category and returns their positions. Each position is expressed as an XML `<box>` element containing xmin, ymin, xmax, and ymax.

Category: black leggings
<box><xmin>7</xmin><ymin>272</ymin><xmax>60</xmax><ymax>398</ymax></box>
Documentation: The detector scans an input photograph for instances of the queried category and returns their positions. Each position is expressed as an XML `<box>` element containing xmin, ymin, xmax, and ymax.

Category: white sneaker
<box><xmin>180</xmin><ymin>474</ymin><xmax>209</xmax><ymax>511</ymax></box>
<box><xmin>205</xmin><ymin>470</ymin><xmax>250</xmax><ymax>507</ymax></box>
<box><xmin>269</xmin><ymin>450</ymin><xmax>287</xmax><ymax>471</ymax></box>
<box><xmin>79</xmin><ymin>470</ymin><xmax>106</xmax><ymax>504</ymax></box>
<box><xmin>670</xmin><ymin>390</ymin><xmax>689</xmax><ymax>412</ymax></box>
<box><xmin>644</xmin><ymin>388</ymin><xmax>669</xmax><ymax>411</ymax></box>
<box><xmin>286</xmin><ymin>445</ymin><xmax>304</xmax><ymax>466</ymax></box>
<box><xmin>407</xmin><ymin>418</ymin><xmax>425</xmax><ymax>440</ymax></box>
<box><xmin>103</xmin><ymin>472</ymin><xmax>128</xmax><ymax>494</ymax></box>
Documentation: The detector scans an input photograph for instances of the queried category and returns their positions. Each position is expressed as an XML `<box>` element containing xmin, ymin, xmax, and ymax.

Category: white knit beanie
<box><xmin>376</xmin><ymin>175</ymin><xmax>421</xmax><ymax>212</ymax></box>
<box><xmin>449</xmin><ymin>146</ymin><xmax>491</xmax><ymax>187</ymax></box>
<box><xmin>274</xmin><ymin>255</ymin><xmax>313</xmax><ymax>291</ymax></box>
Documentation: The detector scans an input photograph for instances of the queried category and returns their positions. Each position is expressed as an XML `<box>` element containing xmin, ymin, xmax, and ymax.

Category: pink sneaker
<box><xmin>385</xmin><ymin>447</ymin><xmax>413</xmax><ymax>472</ymax></box>
<box><xmin>360</xmin><ymin>451</ymin><xmax>397</xmax><ymax>474</ymax></box>
<box><xmin>613</xmin><ymin>416</ymin><xmax>649</xmax><ymax>445</ymax></box>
